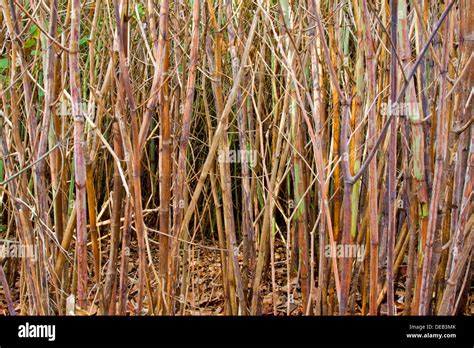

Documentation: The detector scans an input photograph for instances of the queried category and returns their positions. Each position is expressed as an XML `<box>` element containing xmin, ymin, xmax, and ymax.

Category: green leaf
<box><xmin>79</xmin><ymin>36</ymin><xmax>88</xmax><ymax>46</ymax></box>
<box><xmin>30</xmin><ymin>24</ymin><xmax>39</xmax><ymax>36</ymax></box>
<box><xmin>25</xmin><ymin>38</ymin><xmax>36</xmax><ymax>49</ymax></box>
<box><xmin>0</xmin><ymin>57</ymin><xmax>8</xmax><ymax>70</ymax></box>
<box><xmin>136</xmin><ymin>3</ymin><xmax>145</xmax><ymax>18</ymax></box>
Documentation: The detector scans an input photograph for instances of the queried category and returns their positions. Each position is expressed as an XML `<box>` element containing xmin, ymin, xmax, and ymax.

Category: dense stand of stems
<box><xmin>0</xmin><ymin>0</ymin><xmax>471</xmax><ymax>316</ymax></box>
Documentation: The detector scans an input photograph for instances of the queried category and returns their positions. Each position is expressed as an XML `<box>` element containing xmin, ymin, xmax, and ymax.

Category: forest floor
<box><xmin>3</xmin><ymin>237</ymin><xmax>472</xmax><ymax>316</ymax></box>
